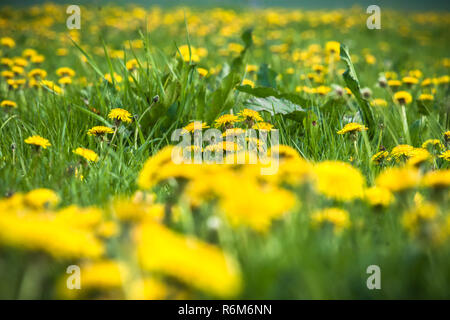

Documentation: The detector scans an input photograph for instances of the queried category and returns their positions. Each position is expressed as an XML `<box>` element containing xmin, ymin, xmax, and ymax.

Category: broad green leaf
<box><xmin>244</xmin><ymin>96</ymin><xmax>307</xmax><ymax>122</ymax></box>
<box><xmin>236</xmin><ymin>85</ymin><xmax>310</xmax><ymax>107</ymax></box>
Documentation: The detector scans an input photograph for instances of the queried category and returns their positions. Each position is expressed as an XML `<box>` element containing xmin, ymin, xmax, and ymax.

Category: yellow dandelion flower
<box><xmin>371</xmin><ymin>150</ymin><xmax>389</xmax><ymax>164</ymax></box>
<box><xmin>228</xmin><ymin>42</ymin><xmax>245</xmax><ymax>54</ymax></box>
<box><xmin>1</xmin><ymin>70</ymin><xmax>14</xmax><ymax>79</ymax></box>
<box><xmin>137</xmin><ymin>146</ymin><xmax>197</xmax><ymax>190</ymax></box>
<box><xmin>56</xmin><ymin>48</ymin><xmax>68</xmax><ymax>56</ymax></box>
<box><xmin>365</xmin><ymin>54</ymin><xmax>376</xmax><ymax>65</ymax></box>
<box><xmin>197</xmin><ymin>67</ymin><xmax>208</xmax><ymax>77</ymax></box>
<box><xmin>325</xmin><ymin>41</ymin><xmax>340</xmax><ymax>59</ymax></box>
<box><xmin>422</xmin><ymin>169</ymin><xmax>450</xmax><ymax>189</ymax></box>
<box><xmin>73</xmin><ymin>147</ymin><xmax>99</xmax><ymax>162</ymax></box>
<box><xmin>178</xmin><ymin>45</ymin><xmax>200</xmax><ymax>62</ymax></box>
<box><xmin>439</xmin><ymin>150</ymin><xmax>450</xmax><ymax>161</ymax></box>
<box><xmin>181</xmin><ymin>121</ymin><xmax>209</xmax><ymax>134</ymax></box>
<box><xmin>108</xmin><ymin>108</ymin><xmax>132</xmax><ymax>123</ymax></box>
<box><xmin>407</xmin><ymin>148</ymin><xmax>432</xmax><ymax>167</ymax></box>
<box><xmin>55</xmin><ymin>205</ymin><xmax>103</xmax><ymax>230</ymax></box>
<box><xmin>393</xmin><ymin>91</ymin><xmax>413</xmax><ymax>105</ymax></box>
<box><xmin>409</xmin><ymin>70</ymin><xmax>423</xmax><ymax>78</ymax></box>
<box><xmin>311</xmin><ymin>208</ymin><xmax>350</xmax><ymax>233</ymax></box>
<box><xmin>135</xmin><ymin>222</ymin><xmax>241</xmax><ymax>298</ymax></box>
<box><xmin>337</xmin><ymin>122</ymin><xmax>368</xmax><ymax>135</ymax></box>
<box><xmin>364</xmin><ymin>187</ymin><xmax>394</xmax><ymax>207</ymax></box>
<box><xmin>222</xmin><ymin>128</ymin><xmax>245</xmax><ymax>138</ymax></box>
<box><xmin>402</xmin><ymin>202</ymin><xmax>438</xmax><ymax>236</ymax></box>
<box><xmin>22</xmin><ymin>48</ymin><xmax>37</xmax><ymax>59</ymax></box>
<box><xmin>112</xmin><ymin>194</ymin><xmax>164</xmax><ymax>223</ymax></box>
<box><xmin>388</xmin><ymin>79</ymin><xmax>402</xmax><ymax>88</ymax></box>
<box><xmin>87</xmin><ymin>126</ymin><xmax>114</xmax><ymax>136</ymax></box>
<box><xmin>313</xmin><ymin>161</ymin><xmax>365</xmax><ymax>201</ymax></box>
<box><xmin>1</xmin><ymin>37</ymin><xmax>16</xmax><ymax>48</ymax></box>
<box><xmin>418</xmin><ymin>93</ymin><xmax>434</xmax><ymax>101</ymax></box>
<box><xmin>370</xmin><ymin>98</ymin><xmax>388</xmax><ymax>107</ymax></box>
<box><xmin>80</xmin><ymin>260</ymin><xmax>127</xmax><ymax>289</ymax></box>
<box><xmin>58</xmin><ymin>259</ymin><xmax>127</xmax><ymax>299</ymax></box>
<box><xmin>28</xmin><ymin>68</ymin><xmax>47</xmax><ymax>79</ymax></box>
<box><xmin>437</xmin><ymin>75</ymin><xmax>449</xmax><ymax>84</ymax></box>
<box><xmin>11</xmin><ymin>66</ymin><xmax>24</xmax><ymax>75</ymax></box>
<box><xmin>31</xmin><ymin>54</ymin><xmax>44</xmax><ymax>64</ymax></box>
<box><xmin>128</xmin><ymin>277</ymin><xmax>170</xmax><ymax>300</ymax></box>
<box><xmin>104</xmin><ymin>72</ymin><xmax>123</xmax><ymax>84</ymax></box>
<box><xmin>24</xmin><ymin>188</ymin><xmax>60</xmax><ymax>209</ymax></box>
<box><xmin>241</xmin><ymin>79</ymin><xmax>255</xmax><ymax>88</ymax></box>
<box><xmin>218</xmin><ymin>179</ymin><xmax>296</xmax><ymax>232</ymax></box>
<box><xmin>1</xmin><ymin>57</ymin><xmax>13</xmax><ymax>67</ymax></box>
<box><xmin>58</xmin><ymin>76</ymin><xmax>72</xmax><ymax>85</ymax></box>
<box><xmin>1</xmin><ymin>100</ymin><xmax>17</xmax><ymax>109</ymax></box>
<box><xmin>245</xmin><ymin>64</ymin><xmax>259</xmax><ymax>73</ymax></box>
<box><xmin>385</xmin><ymin>71</ymin><xmax>397</xmax><ymax>79</ymax></box>
<box><xmin>126</xmin><ymin>58</ymin><xmax>139</xmax><ymax>71</ymax></box>
<box><xmin>421</xmin><ymin>78</ymin><xmax>432</xmax><ymax>87</ymax></box>
<box><xmin>375</xmin><ymin>166</ymin><xmax>421</xmax><ymax>192</ymax></box>
<box><xmin>252</xmin><ymin>122</ymin><xmax>274</xmax><ymax>130</ymax></box>
<box><xmin>402</xmin><ymin>76</ymin><xmax>419</xmax><ymax>85</ymax></box>
<box><xmin>214</xmin><ymin>114</ymin><xmax>240</xmax><ymax>128</ymax></box>
<box><xmin>444</xmin><ymin>131</ymin><xmax>450</xmax><ymax>140</ymax></box>
<box><xmin>40</xmin><ymin>80</ymin><xmax>63</xmax><ymax>94</ymax></box>
<box><xmin>389</xmin><ymin>144</ymin><xmax>414</xmax><ymax>161</ymax></box>
<box><xmin>24</xmin><ymin>135</ymin><xmax>51</xmax><ymax>149</ymax></box>
<box><xmin>14</xmin><ymin>57</ymin><xmax>28</xmax><ymax>67</ymax></box>
<box><xmin>238</xmin><ymin>109</ymin><xmax>263</xmax><ymax>122</ymax></box>
<box><xmin>96</xmin><ymin>221</ymin><xmax>120</xmax><ymax>239</ymax></box>
<box><xmin>269</xmin><ymin>145</ymin><xmax>300</xmax><ymax>160</ymax></box>
<box><xmin>0</xmin><ymin>213</ymin><xmax>104</xmax><ymax>259</ymax></box>
<box><xmin>315</xmin><ymin>85</ymin><xmax>332</xmax><ymax>95</ymax></box>
<box><xmin>422</xmin><ymin>139</ymin><xmax>444</xmax><ymax>150</ymax></box>
<box><xmin>56</xmin><ymin>67</ymin><xmax>75</xmax><ymax>77</ymax></box>
<box><xmin>286</xmin><ymin>67</ymin><xmax>295</xmax><ymax>74</ymax></box>
<box><xmin>312</xmin><ymin>65</ymin><xmax>324</xmax><ymax>73</ymax></box>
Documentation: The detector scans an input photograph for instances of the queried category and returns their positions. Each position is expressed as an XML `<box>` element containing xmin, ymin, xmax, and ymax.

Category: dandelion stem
<box><xmin>110</xmin><ymin>125</ymin><xmax>119</xmax><ymax>146</ymax></box>
<box><xmin>353</xmin><ymin>139</ymin><xmax>359</xmax><ymax>160</ymax></box>
<box><xmin>400</xmin><ymin>104</ymin><xmax>412</xmax><ymax>145</ymax></box>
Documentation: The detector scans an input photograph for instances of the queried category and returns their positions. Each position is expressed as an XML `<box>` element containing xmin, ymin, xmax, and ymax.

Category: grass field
<box><xmin>0</xmin><ymin>3</ymin><xmax>449</xmax><ymax>299</ymax></box>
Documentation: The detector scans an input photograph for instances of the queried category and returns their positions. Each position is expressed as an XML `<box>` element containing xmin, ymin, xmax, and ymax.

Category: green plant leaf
<box><xmin>206</xmin><ymin>72</ymin><xmax>240</xmax><ymax>122</ymax></box>
<box><xmin>241</xmin><ymin>28</ymin><xmax>253</xmax><ymax>48</ymax></box>
<box><xmin>243</xmin><ymin>96</ymin><xmax>307</xmax><ymax>122</ymax></box>
<box><xmin>257</xmin><ymin>64</ymin><xmax>277</xmax><ymax>88</ymax></box>
<box><xmin>340</xmin><ymin>44</ymin><xmax>375</xmax><ymax>137</ymax></box>
<box><xmin>236</xmin><ymin>85</ymin><xmax>311</xmax><ymax>107</ymax></box>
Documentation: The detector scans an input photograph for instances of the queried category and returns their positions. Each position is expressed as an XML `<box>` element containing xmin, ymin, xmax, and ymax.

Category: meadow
<box><xmin>0</xmin><ymin>3</ymin><xmax>449</xmax><ymax>299</ymax></box>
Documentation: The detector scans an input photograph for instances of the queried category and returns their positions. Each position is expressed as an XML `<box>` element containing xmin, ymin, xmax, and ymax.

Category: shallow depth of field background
<box><xmin>0</xmin><ymin>0</ymin><xmax>449</xmax><ymax>299</ymax></box>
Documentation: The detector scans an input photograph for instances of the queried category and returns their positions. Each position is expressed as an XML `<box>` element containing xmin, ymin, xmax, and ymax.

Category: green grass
<box><xmin>0</xmin><ymin>4</ymin><xmax>449</xmax><ymax>299</ymax></box>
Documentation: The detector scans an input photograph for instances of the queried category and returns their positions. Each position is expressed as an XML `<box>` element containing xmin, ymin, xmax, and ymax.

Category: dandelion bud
<box><xmin>360</xmin><ymin>87</ymin><xmax>372</xmax><ymax>99</ymax></box>
<box><xmin>378</xmin><ymin>77</ymin><xmax>387</xmax><ymax>88</ymax></box>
